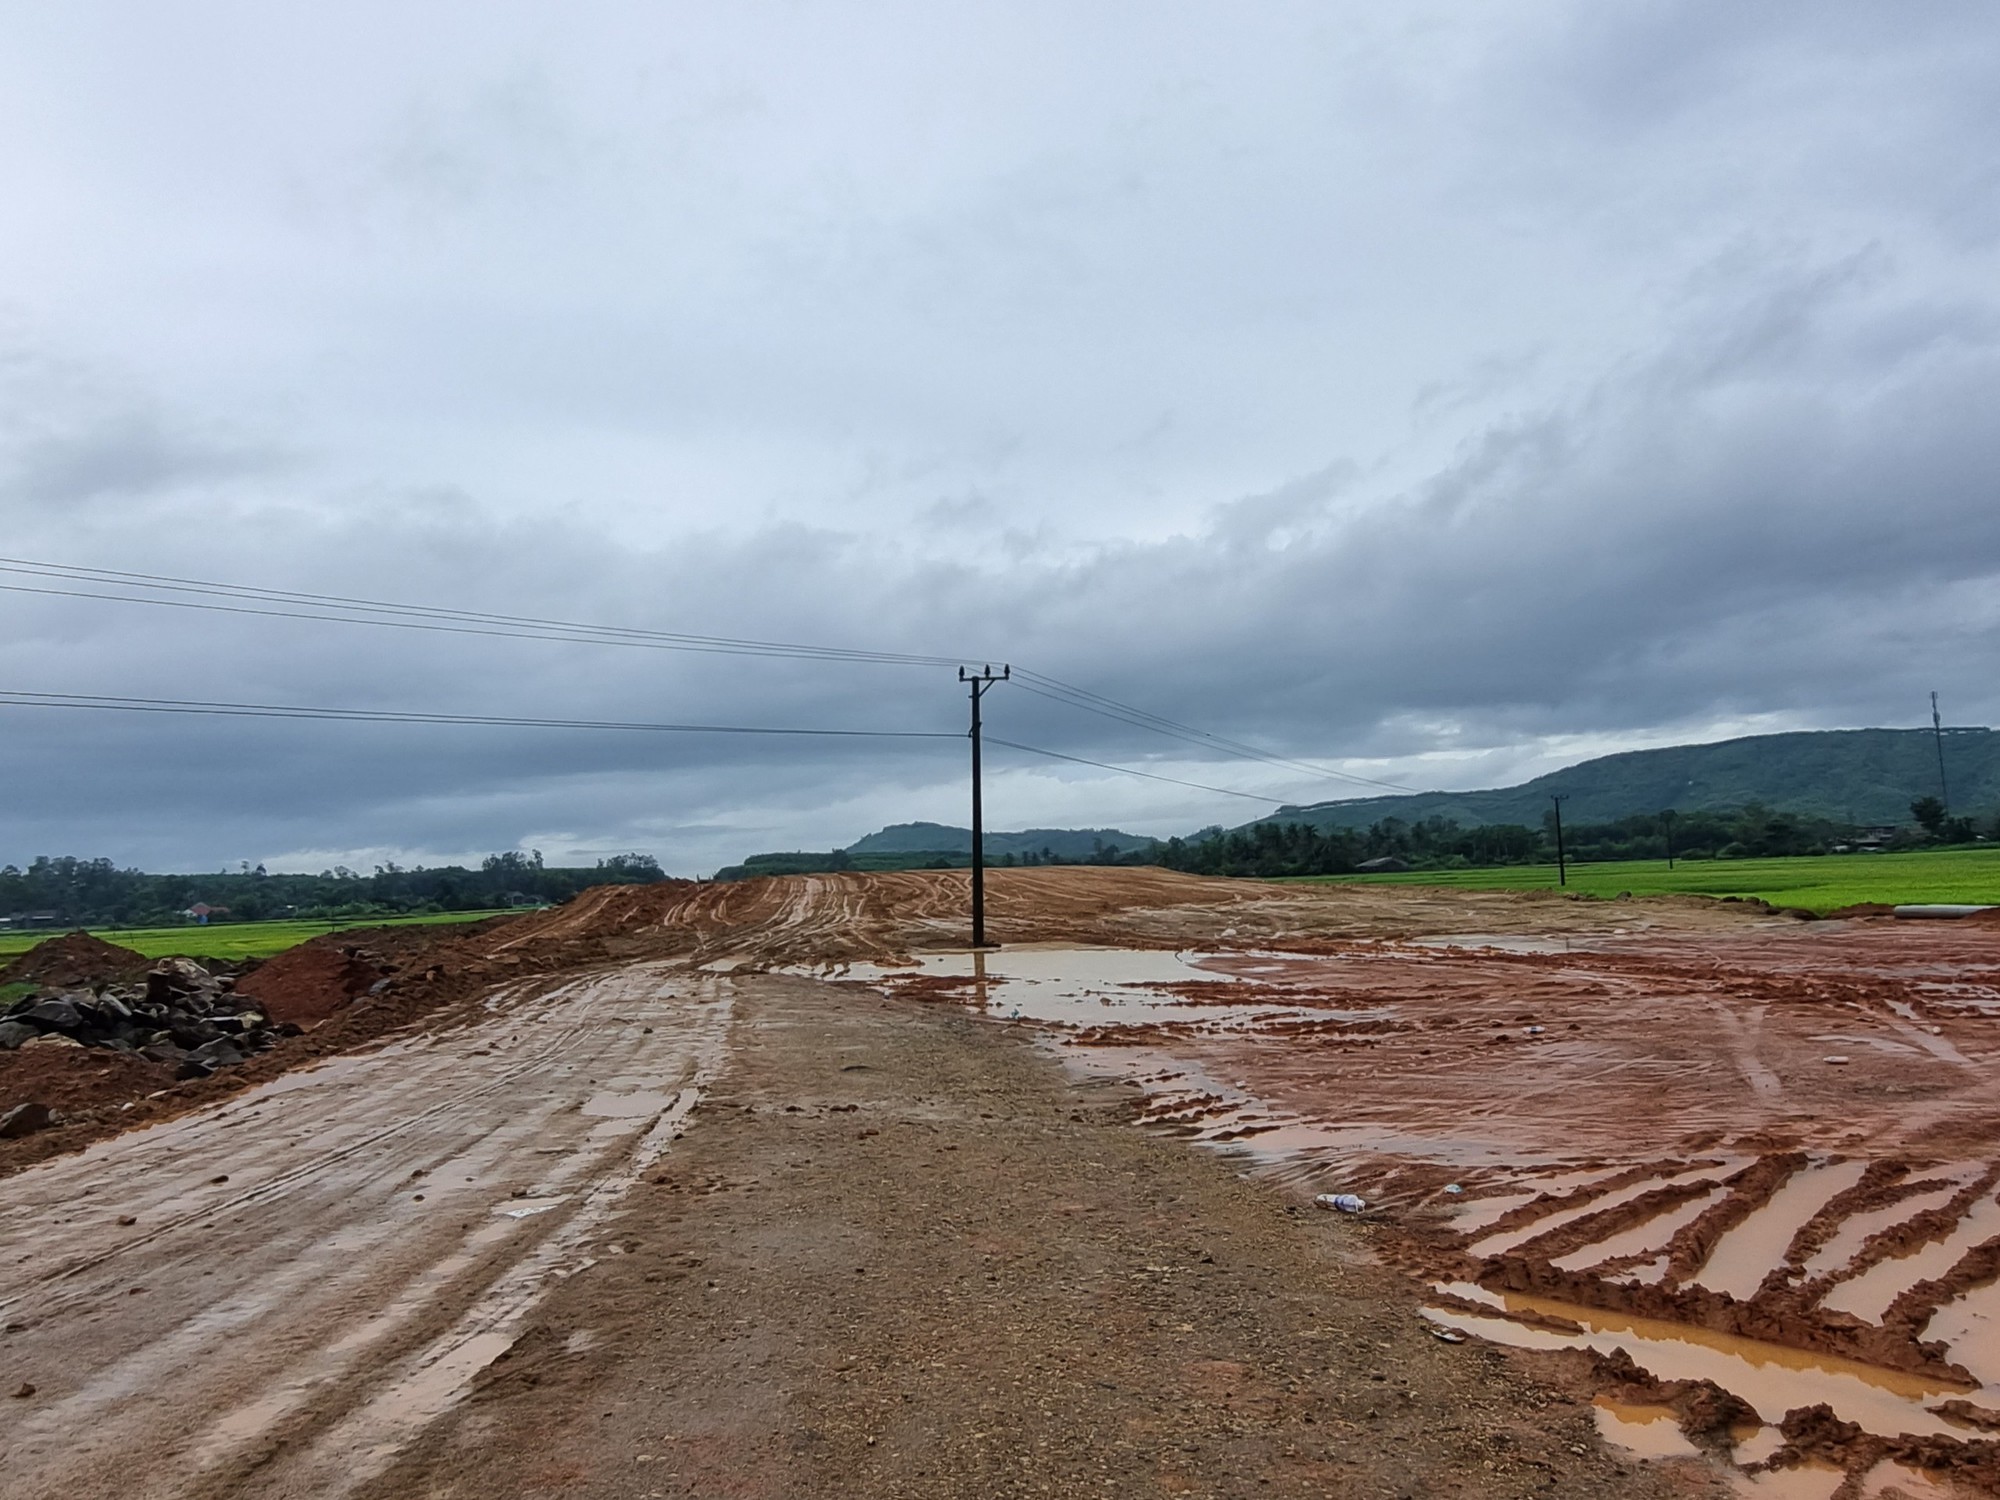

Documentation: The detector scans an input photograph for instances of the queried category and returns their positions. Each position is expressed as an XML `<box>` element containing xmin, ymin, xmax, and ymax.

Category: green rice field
<box><xmin>0</xmin><ymin>908</ymin><xmax>515</xmax><ymax>963</ymax></box>
<box><xmin>1292</xmin><ymin>846</ymin><xmax>2000</xmax><ymax>914</ymax></box>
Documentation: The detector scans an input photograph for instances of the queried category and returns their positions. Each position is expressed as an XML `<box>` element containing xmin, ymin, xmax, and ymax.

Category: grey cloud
<box><xmin>4</xmin><ymin>3</ymin><xmax>2000</xmax><ymax>874</ymax></box>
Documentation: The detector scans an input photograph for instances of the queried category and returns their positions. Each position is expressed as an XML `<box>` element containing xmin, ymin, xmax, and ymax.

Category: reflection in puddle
<box><xmin>1822</xmin><ymin>1194</ymin><xmax>2000</xmax><ymax>1324</ymax></box>
<box><xmin>493</xmin><ymin>1197</ymin><xmax>564</xmax><ymax>1219</ymax></box>
<box><xmin>1733</xmin><ymin>1424</ymin><xmax>1785</xmax><ymax>1465</ymax></box>
<box><xmin>1423</xmin><ymin>1293</ymin><xmax>1967</xmax><ymax>1440</ymax></box>
<box><xmin>1923</xmin><ymin>1277</ymin><xmax>2000</xmax><ymax>1386</ymax></box>
<box><xmin>1553</xmin><ymin>1187</ymin><xmax>1725</xmax><ymax>1271</ymax></box>
<box><xmin>1857</xmin><ymin>1458</ymin><xmax>1956</xmax><ymax>1496</ymax></box>
<box><xmin>1467</xmin><ymin>1163</ymin><xmax>1739</xmax><ymax>1258</ymax></box>
<box><xmin>839</xmin><ymin>946</ymin><xmax>1382</xmax><ymax>1029</ymax></box>
<box><xmin>837</xmin><ymin>941</ymin><xmax>2000</xmax><ymax>1467</ymax></box>
<box><xmin>1697</xmin><ymin>1161</ymin><xmax>1871</xmax><ymax>1300</ymax></box>
<box><xmin>1730</xmin><ymin>1461</ymin><xmax>1845</xmax><ymax>1498</ymax></box>
<box><xmin>1798</xmin><ymin>1179</ymin><xmax>1969</xmax><ymax>1281</ymax></box>
<box><xmin>1593</xmin><ymin>1397</ymin><xmax>1699</xmax><ymax>1457</ymax></box>
<box><xmin>582</xmin><ymin>1091</ymin><xmax>674</xmax><ymax>1119</ymax></box>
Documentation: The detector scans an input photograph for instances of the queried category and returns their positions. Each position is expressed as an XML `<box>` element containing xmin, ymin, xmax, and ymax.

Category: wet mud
<box><xmin>833</xmin><ymin>909</ymin><xmax>2000</xmax><ymax>1494</ymax></box>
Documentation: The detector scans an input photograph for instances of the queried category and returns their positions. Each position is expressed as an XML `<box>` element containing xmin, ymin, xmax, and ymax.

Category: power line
<box><xmin>1012</xmin><ymin>669</ymin><xmax>1419</xmax><ymax>795</ymax></box>
<box><xmin>0</xmin><ymin>558</ymin><xmax>967</xmax><ymax>667</ymax></box>
<box><xmin>0</xmin><ymin>690</ymin><xmax>958</xmax><ymax>738</ymax></box>
<box><xmin>0</xmin><ymin>555</ymin><xmax>1426</xmax><ymax>800</ymax></box>
<box><xmin>986</xmin><ymin>737</ymin><xmax>1278</xmax><ymax>804</ymax></box>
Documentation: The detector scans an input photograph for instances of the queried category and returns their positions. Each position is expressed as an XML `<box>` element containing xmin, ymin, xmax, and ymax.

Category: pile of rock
<box><xmin>0</xmin><ymin>957</ymin><xmax>300</xmax><ymax>1079</ymax></box>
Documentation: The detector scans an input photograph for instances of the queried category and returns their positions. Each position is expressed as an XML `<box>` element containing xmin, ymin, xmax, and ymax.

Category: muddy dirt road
<box><xmin>7</xmin><ymin>869</ymin><xmax>1996</xmax><ymax>1497</ymax></box>
<box><xmin>1</xmin><ymin>962</ymin><xmax>729</xmax><ymax>1500</ymax></box>
<box><xmin>335</xmin><ymin>975</ymin><xmax>1684</xmax><ymax>1500</ymax></box>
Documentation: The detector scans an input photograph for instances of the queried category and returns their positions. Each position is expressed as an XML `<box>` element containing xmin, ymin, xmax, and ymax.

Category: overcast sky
<box><xmin>3</xmin><ymin>1</ymin><xmax>1998</xmax><ymax>877</ymax></box>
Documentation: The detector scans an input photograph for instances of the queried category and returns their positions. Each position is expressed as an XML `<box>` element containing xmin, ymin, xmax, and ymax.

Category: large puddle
<box><xmin>839</xmin><ymin>939</ymin><xmax>2000</xmax><ymax>1491</ymax></box>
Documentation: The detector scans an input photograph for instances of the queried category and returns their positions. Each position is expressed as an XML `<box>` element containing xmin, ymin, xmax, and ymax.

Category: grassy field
<box><xmin>0</xmin><ymin>908</ymin><xmax>517</xmax><ymax>963</ymax></box>
<box><xmin>1293</xmin><ymin>847</ymin><xmax>2000</xmax><ymax>914</ymax></box>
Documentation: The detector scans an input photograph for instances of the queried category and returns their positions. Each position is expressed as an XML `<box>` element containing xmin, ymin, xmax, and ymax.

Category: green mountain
<box><xmin>845</xmin><ymin>823</ymin><xmax>1156</xmax><ymax>859</ymax></box>
<box><xmin>1255</xmin><ymin>728</ymin><xmax>1996</xmax><ymax>833</ymax></box>
<box><xmin>712</xmin><ymin>823</ymin><xmax>1157</xmax><ymax>881</ymax></box>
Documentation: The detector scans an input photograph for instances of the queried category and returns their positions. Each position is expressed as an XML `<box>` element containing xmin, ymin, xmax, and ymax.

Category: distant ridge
<box><xmin>712</xmin><ymin>822</ymin><xmax>1157</xmax><ymax>881</ymax></box>
<box><xmin>845</xmin><ymin>822</ymin><xmax>1156</xmax><ymax>859</ymax></box>
<box><xmin>1248</xmin><ymin>727</ymin><xmax>1997</xmax><ymax>834</ymax></box>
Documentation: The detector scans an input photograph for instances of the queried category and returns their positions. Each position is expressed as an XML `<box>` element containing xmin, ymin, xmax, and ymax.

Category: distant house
<box><xmin>0</xmin><ymin>911</ymin><xmax>63</xmax><ymax>930</ymax></box>
<box><xmin>1356</xmin><ymin>856</ymin><xmax>1412</xmax><ymax>873</ymax></box>
<box><xmin>183</xmin><ymin>903</ymin><xmax>231</xmax><ymax>925</ymax></box>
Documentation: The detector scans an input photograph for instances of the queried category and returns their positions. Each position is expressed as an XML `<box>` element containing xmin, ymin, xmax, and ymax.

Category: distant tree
<box><xmin>595</xmin><ymin>853</ymin><xmax>665</xmax><ymax>880</ymax></box>
<box><xmin>1911</xmin><ymin>796</ymin><xmax>1947</xmax><ymax>837</ymax></box>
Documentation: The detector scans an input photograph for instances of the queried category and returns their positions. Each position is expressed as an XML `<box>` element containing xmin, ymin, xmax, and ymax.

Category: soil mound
<box><xmin>0</xmin><ymin>1044</ymin><xmax>173</xmax><ymax>1117</ymax></box>
<box><xmin>235</xmin><ymin>940</ymin><xmax>396</xmax><ymax>1029</ymax></box>
<box><xmin>0</xmin><ymin>931</ymin><xmax>150</xmax><ymax>990</ymax></box>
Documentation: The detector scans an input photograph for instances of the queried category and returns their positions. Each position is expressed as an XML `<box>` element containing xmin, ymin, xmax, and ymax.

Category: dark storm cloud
<box><xmin>3</xmin><ymin>2</ymin><xmax>1999</xmax><ymax>874</ymax></box>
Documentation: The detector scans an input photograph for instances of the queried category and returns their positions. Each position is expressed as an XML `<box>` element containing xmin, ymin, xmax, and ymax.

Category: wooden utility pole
<box><xmin>1933</xmin><ymin>691</ymin><xmax>1952</xmax><ymax>815</ymax></box>
<box><xmin>1551</xmin><ymin>794</ymin><xmax>1569</xmax><ymax>887</ymax></box>
<box><xmin>960</xmin><ymin>664</ymin><xmax>1009</xmax><ymax>947</ymax></box>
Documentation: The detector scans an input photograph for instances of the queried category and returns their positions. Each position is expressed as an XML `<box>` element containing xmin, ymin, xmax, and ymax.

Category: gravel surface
<box><xmin>370</xmin><ymin>974</ymin><xmax>1723</xmax><ymax>1499</ymax></box>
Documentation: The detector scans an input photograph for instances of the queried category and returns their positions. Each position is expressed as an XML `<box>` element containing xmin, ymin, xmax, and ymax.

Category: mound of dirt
<box><xmin>234</xmin><ymin>940</ymin><xmax>397</xmax><ymax>1029</ymax></box>
<box><xmin>0</xmin><ymin>1043</ymin><xmax>174</xmax><ymax>1117</ymax></box>
<box><xmin>0</xmin><ymin>931</ymin><xmax>151</xmax><ymax>990</ymax></box>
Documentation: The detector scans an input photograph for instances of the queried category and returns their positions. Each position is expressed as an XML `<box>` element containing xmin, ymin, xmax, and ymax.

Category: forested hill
<box><xmin>845</xmin><ymin>823</ymin><xmax>1156</xmax><ymax>859</ymax></box>
<box><xmin>713</xmin><ymin>823</ymin><xmax>1157</xmax><ymax>880</ymax></box>
<box><xmin>1258</xmin><ymin>728</ymin><xmax>1999</xmax><ymax>833</ymax></box>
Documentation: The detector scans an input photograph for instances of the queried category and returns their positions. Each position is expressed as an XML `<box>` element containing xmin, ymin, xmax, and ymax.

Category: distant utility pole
<box><xmin>1551</xmin><ymin>794</ymin><xmax>1569</xmax><ymax>888</ymax></box>
<box><xmin>1661</xmin><ymin>808</ymin><xmax>1677</xmax><ymax>871</ymax></box>
<box><xmin>1932</xmin><ymin>690</ymin><xmax>1952</xmax><ymax>815</ymax></box>
<box><xmin>960</xmin><ymin>664</ymin><xmax>1010</xmax><ymax>948</ymax></box>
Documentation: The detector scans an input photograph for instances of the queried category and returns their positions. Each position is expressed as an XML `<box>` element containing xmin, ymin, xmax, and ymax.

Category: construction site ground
<box><xmin>4</xmin><ymin>867</ymin><xmax>1998</xmax><ymax>1498</ymax></box>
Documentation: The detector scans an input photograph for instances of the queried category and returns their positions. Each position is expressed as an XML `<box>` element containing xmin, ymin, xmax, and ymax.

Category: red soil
<box><xmin>0</xmin><ymin>930</ymin><xmax>151</xmax><ymax>990</ymax></box>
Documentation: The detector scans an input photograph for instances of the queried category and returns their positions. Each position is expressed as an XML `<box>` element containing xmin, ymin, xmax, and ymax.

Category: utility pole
<box><xmin>1661</xmin><ymin>808</ymin><xmax>1677</xmax><ymax>871</ymax></box>
<box><xmin>1551</xmin><ymin>794</ymin><xmax>1569</xmax><ymax>888</ymax></box>
<box><xmin>1932</xmin><ymin>690</ymin><xmax>1951</xmax><ymax>815</ymax></box>
<box><xmin>960</xmin><ymin>664</ymin><xmax>1009</xmax><ymax>948</ymax></box>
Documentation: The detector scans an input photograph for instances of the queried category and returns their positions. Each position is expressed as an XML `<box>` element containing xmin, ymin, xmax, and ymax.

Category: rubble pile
<box><xmin>0</xmin><ymin>956</ymin><xmax>300</xmax><ymax>1080</ymax></box>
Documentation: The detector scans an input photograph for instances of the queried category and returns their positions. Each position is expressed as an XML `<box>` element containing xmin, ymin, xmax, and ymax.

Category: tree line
<box><xmin>1155</xmin><ymin>803</ymin><xmax>1993</xmax><ymax>880</ymax></box>
<box><xmin>0</xmin><ymin>851</ymin><xmax>665</xmax><ymax>928</ymax></box>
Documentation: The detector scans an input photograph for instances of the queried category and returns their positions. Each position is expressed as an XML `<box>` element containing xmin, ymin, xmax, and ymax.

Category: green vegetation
<box><xmin>1259</xmin><ymin>726</ymin><xmax>1998</xmax><ymax>832</ymax></box>
<box><xmin>845</xmin><ymin>822</ymin><xmax>1157</xmax><ymax>859</ymax></box>
<box><xmin>1161</xmin><ymin>804</ymin><xmax>1892</xmax><ymax>879</ymax></box>
<box><xmin>716</xmin><ymin>827</ymin><xmax>1157</xmax><ymax>881</ymax></box>
<box><xmin>1290</xmin><ymin>847</ymin><xmax>2000</xmax><ymax>914</ymax></box>
<box><xmin>0</xmin><ymin>850</ymin><xmax>663</xmax><ymax>930</ymax></box>
<box><xmin>0</xmin><ymin>908</ymin><xmax>512</xmax><ymax>963</ymax></box>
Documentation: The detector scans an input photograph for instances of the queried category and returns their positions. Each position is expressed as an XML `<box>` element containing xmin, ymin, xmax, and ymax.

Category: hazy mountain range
<box><xmin>718</xmin><ymin>727</ymin><xmax>1990</xmax><ymax>876</ymax></box>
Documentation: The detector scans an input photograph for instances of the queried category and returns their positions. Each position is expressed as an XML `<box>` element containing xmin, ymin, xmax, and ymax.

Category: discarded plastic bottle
<box><xmin>1314</xmin><ymin>1192</ymin><xmax>1366</xmax><ymax>1213</ymax></box>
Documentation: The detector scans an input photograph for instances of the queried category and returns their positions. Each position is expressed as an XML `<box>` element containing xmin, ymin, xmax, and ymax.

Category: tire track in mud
<box><xmin>833</xmin><ymin>908</ymin><xmax>2000</xmax><ymax>1490</ymax></box>
<box><xmin>0</xmin><ymin>963</ymin><xmax>731</xmax><ymax>1500</ymax></box>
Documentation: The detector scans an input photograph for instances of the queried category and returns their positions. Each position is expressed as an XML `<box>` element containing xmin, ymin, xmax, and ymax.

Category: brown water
<box><xmin>846</xmin><ymin>940</ymin><xmax>2000</xmax><ymax>1477</ymax></box>
<box><xmin>1592</xmin><ymin>1397</ymin><xmax>1698</xmax><ymax>1457</ymax></box>
<box><xmin>1695</xmin><ymin>1160</ymin><xmax>1870</xmax><ymax>1300</ymax></box>
<box><xmin>1422</xmin><ymin>1293</ymin><xmax>1966</xmax><ymax>1440</ymax></box>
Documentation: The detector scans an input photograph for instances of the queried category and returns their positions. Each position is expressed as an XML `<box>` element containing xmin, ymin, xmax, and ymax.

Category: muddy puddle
<box><xmin>844</xmin><ymin>934</ymin><xmax>2000</xmax><ymax>1492</ymax></box>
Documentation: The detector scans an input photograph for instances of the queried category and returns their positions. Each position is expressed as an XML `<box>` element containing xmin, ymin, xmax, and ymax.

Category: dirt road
<box><xmin>362</xmin><ymin>974</ymin><xmax>1686</xmax><ymax>1500</ymax></box>
<box><xmin>1</xmin><ymin>962</ymin><xmax>729</xmax><ymax>1500</ymax></box>
<box><xmin>8</xmin><ymin>869</ymin><xmax>1992</xmax><ymax>1496</ymax></box>
<box><xmin>0</xmin><ymin>956</ymin><xmax>1695</xmax><ymax>1499</ymax></box>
